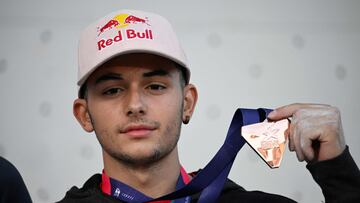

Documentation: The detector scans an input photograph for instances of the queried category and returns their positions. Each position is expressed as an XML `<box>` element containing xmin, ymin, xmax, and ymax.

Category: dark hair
<box><xmin>78</xmin><ymin>63</ymin><xmax>187</xmax><ymax>99</ymax></box>
<box><xmin>176</xmin><ymin>63</ymin><xmax>187</xmax><ymax>88</ymax></box>
<box><xmin>78</xmin><ymin>83</ymin><xmax>88</xmax><ymax>99</ymax></box>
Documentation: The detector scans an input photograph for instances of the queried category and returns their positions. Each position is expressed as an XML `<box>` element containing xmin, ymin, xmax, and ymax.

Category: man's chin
<box><xmin>110</xmin><ymin>149</ymin><xmax>165</xmax><ymax>167</ymax></box>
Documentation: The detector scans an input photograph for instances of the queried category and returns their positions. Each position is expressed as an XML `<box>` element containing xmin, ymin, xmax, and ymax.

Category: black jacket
<box><xmin>0</xmin><ymin>157</ymin><xmax>32</xmax><ymax>203</ymax></box>
<box><xmin>58</xmin><ymin>147</ymin><xmax>360</xmax><ymax>203</ymax></box>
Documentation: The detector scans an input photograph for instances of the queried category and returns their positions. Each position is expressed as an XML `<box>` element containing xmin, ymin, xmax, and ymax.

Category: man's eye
<box><xmin>147</xmin><ymin>84</ymin><xmax>166</xmax><ymax>91</ymax></box>
<box><xmin>103</xmin><ymin>88</ymin><xmax>123</xmax><ymax>95</ymax></box>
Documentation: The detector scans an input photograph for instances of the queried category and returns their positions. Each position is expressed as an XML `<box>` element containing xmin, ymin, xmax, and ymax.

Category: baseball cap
<box><xmin>77</xmin><ymin>9</ymin><xmax>190</xmax><ymax>92</ymax></box>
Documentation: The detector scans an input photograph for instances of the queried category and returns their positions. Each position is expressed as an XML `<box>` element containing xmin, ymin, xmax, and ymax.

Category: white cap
<box><xmin>77</xmin><ymin>9</ymin><xmax>190</xmax><ymax>88</ymax></box>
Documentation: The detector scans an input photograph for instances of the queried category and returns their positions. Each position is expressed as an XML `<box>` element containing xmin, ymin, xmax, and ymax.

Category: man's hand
<box><xmin>267</xmin><ymin>103</ymin><xmax>346</xmax><ymax>163</ymax></box>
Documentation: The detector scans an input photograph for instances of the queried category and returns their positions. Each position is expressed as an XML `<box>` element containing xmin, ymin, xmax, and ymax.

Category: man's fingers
<box><xmin>271</xmin><ymin>103</ymin><xmax>344</xmax><ymax>162</ymax></box>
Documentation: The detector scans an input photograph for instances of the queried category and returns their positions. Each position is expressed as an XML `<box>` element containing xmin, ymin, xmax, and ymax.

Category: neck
<box><xmin>103</xmin><ymin>147</ymin><xmax>181</xmax><ymax>198</ymax></box>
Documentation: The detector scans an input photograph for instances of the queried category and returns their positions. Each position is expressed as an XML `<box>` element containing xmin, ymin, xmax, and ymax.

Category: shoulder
<box><xmin>219</xmin><ymin>181</ymin><xmax>296</xmax><ymax>203</ymax></box>
<box><xmin>57</xmin><ymin>174</ymin><xmax>121</xmax><ymax>203</ymax></box>
<box><xmin>189</xmin><ymin>170</ymin><xmax>296</xmax><ymax>203</ymax></box>
<box><xmin>0</xmin><ymin>156</ymin><xmax>32</xmax><ymax>203</ymax></box>
<box><xmin>0</xmin><ymin>156</ymin><xmax>21</xmax><ymax>183</ymax></box>
<box><xmin>217</xmin><ymin>179</ymin><xmax>296</xmax><ymax>203</ymax></box>
<box><xmin>190</xmin><ymin>178</ymin><xmax>296</xmax><ymax>203</ymax></box>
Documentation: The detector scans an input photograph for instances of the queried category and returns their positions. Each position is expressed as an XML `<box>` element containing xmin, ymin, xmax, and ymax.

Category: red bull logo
<box><xmin>96</xmin><ymin>13</ymin><xmax>153</xmax><ymax>51</ymax></box>
<box><xmin>97</xmin><ymin>13</ymin><xmax>150</xmax><ymax>36</ymax></box>
<box><xmin>97</xmin><ymin>29</ymin><xmax>153</xmax><ymax>51</ymax></box>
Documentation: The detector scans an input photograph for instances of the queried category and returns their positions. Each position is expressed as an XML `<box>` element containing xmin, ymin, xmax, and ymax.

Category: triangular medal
<box><xmin>241</xmin><ymin>119</ymin><xmax>289</xmax><ymax>168</ymax></box>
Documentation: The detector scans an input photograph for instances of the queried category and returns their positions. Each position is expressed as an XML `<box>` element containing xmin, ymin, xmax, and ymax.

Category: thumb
<box><xmin>268</xmin><ymin>109</ymin><xmax>292</xmax><ymax>121</ymax></box>
<box><xmin>268</xmin><ymin>103</ymin><xmax>303</xmax><ymax>120</ymax></box>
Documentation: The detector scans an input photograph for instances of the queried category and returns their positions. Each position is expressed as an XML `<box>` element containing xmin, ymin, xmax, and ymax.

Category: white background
<box><xmin>0</xmin><ymin>0</ymin><xmax>359</xmax><ymax>202</ymax></box>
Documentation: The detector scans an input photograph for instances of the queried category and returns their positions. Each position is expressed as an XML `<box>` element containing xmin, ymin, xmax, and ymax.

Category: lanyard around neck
<box><xmin>101</xmin><ymin>166</ymin><xmax>191</xmax><ymax>203</ymax></box>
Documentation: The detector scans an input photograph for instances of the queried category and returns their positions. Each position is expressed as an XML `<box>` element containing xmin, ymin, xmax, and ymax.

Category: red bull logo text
<box><xmin>97</xmin><ymin>29</ymin><xmax>153</xmax><ymax>51</ymax></box>
<box><xmin>96</xmin><ymin>13</ymin><xmax>153</xmax><ymax>51</ymax></box>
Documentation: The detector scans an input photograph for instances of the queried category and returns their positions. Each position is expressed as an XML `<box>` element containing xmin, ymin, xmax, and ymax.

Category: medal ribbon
<box><xmin>101</xmin><ymin>108</ymin><xmax>272</xmax><ymax>202</ymax></box>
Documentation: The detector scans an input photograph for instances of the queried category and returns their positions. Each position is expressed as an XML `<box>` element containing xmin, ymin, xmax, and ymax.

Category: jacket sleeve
<box><xmin>306</xmin><ymin>146</ymin><xmax>360</xmax><ymax>203</ymax></box>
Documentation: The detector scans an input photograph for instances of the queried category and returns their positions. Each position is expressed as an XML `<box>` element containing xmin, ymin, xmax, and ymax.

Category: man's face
<box><xmin>82</xmin><ymin>53</ymin><xmax>185</xmax><ymax>167</ymax></box>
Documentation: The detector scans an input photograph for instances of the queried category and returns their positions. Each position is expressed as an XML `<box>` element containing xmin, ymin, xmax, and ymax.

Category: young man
<box><xmin>59</xmin><ymin>9</ymin><xmax>360</xmax><ymax>202</ymax></box>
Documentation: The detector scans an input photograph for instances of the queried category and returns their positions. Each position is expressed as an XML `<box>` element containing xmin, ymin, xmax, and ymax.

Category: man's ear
<box><xmin>73</xmin><ymin>99</ymin><xmax>94</xmax><ymax>132</ymax></box>
<box><xmin>182</xmin><ymin>84</ymin><xmax>198</xmax><ymax>124</ymax></box>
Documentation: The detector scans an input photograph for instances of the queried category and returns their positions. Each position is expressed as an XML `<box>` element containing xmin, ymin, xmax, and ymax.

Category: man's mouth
<box><xmin>121</xmin><ymin>124</ymin><xmax>157</xmax><ymax>138</ymax></box>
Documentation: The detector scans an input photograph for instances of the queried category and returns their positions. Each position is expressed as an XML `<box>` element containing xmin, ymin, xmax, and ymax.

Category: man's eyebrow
<box><xmin>95</xmin><ymin>73</ymin><xmax>123</xmax><ymax>84</ymax></box>
<box><xmin>143</xmin><ymin>69</ymin><xmax>170</xmax><ymax>78</ymax></box>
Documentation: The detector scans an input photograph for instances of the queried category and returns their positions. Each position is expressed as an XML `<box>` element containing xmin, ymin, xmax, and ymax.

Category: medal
<box><xmin>242</xmin><ymin>119</ymin><xmax>289</xmax><ymax>168</ymax></box>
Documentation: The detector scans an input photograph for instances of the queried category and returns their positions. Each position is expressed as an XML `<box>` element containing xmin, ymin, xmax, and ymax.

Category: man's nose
<box><xmin>125</xmin><ymin>88</ymin><xmax>146</xmax><ymax>117</ymax></box>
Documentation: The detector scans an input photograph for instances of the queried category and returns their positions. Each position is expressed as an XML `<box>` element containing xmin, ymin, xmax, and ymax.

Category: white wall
<box><xmin>0</xmin><ymin>0</ymin><xmax>359</xmax><ymax>202</ymax></box>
